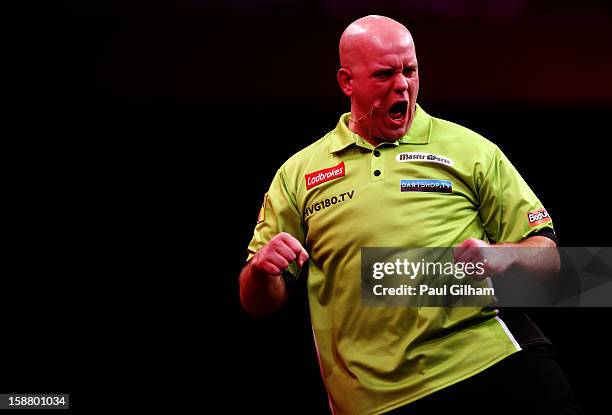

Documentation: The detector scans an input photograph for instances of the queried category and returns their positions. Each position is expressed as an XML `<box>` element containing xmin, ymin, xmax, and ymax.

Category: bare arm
<box><xmin>455</xmin><ymin>235</ymin><xmax>560</xmax><ymax>280</ymax></box>
<box><xmin>496</xmin><ymin>235</ymin><xmax>560</xmax><ymax>276</ymax></box>
<box><xmin>239</xmin><ymin>232</ymin><xmax>309</xmax><ymax>317</ymax></box>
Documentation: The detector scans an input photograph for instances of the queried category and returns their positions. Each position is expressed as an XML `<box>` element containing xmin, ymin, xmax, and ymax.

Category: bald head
<box><xmin>336</xmin><ymin>15</ymin><xmax>419</xmax><ymax>145</ymax></box>
<box><xmin>339</xmin><ymin>15</ymin><xmax>415</xmax><ymax>70</ymax></box>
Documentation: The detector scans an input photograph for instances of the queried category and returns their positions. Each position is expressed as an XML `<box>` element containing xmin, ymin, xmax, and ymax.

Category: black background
<box><xmin>14</xmin><ymin>0</ymin><xmax>610</xmax><ymax>412</ymax></box>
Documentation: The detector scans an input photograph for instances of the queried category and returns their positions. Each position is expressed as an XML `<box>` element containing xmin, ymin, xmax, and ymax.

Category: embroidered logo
<box><xmin>396</xmin><ymin>152</ymin><xmax>454</xmax><ymax>166</ymax></box>
<box><xmin>257</xmin><ymin>194</ymin><xmax>267</xmax><ymax>224</ymax></box>
<box><xmin>400</xmin><ymin>179</ymin><xmax>452</xmax><ymax>193</ymax></box>
<box><xmin>527</xmin><ymin>208</ymin><xmax>551</xmax><ymax>227</ymax></box>
<box><xmin>305</xmin><ymin>162</ymin><xmax>345</xmax><ymax>190</ymax></box>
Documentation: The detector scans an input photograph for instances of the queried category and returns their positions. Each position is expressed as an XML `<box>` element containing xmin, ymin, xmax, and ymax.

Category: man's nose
<box><xmin>393</xmin><ymin>73</ymin><xmax>409</xmax><ymax>92</ymax></box>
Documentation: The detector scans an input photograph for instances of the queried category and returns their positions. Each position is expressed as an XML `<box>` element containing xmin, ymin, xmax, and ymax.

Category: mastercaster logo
<box><xmin>400</xmin><ymin>179</ymin><xmax>452</xmax><ymax>193</ymax></box>
<box><xmin>396</xmin><ymin>152</ymin><xmax>454</xmax><ymax>166</ymax></box>
<box><xmin>305</xmin><ymin>162</ymin><xmax>345</xmax><ymax>190</ymax></box>
<box><xmin>527</xmin><ymin>208</ymin><xmax>551</xmax><ymax>227</ymax></box>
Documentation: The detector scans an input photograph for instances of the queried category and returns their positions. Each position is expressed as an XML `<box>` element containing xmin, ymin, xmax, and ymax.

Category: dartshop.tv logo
<box><xmin>527</xmin><ymin>208</ymin><xmax>551</xmax><ymax>227</ymax></box>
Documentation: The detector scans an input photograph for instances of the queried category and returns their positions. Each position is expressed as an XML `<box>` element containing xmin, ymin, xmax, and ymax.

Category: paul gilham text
<box><xmin>372</xmin><ymin>284</ymin><xmax>494</xmax><ymax>296</ymax></box>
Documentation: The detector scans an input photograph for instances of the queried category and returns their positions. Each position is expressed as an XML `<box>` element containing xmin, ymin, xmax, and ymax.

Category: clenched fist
<box><xmin>251</xmin><ymin>232</ymin><xmax>309</xmax><ymax>278</ymax></box>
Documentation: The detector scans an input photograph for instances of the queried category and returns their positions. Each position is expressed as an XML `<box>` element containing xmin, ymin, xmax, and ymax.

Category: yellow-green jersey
<box><xmin>246</xmin><ymin>105</ymin><xmax>555</xmax><ymax>415</ymax></box>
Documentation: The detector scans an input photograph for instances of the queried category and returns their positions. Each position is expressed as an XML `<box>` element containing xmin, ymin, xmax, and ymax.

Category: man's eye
<box><xmin>403</xmin><ymin>68</ymin><xmax>416</xmax><ymax>75</ymax></box>
<box><xmin>376</xmin><ymin>72</ymin><xmax>392</xmax><ymax>78</ymax></box>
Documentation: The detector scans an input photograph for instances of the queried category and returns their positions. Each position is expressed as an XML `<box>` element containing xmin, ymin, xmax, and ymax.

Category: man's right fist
<box><xmin>251</xmin><ymin>232</ymin><xmax>309</xmax><ymax>277</ymax></box>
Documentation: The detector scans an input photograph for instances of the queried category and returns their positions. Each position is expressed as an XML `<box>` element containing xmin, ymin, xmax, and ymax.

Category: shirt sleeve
<box><xmin>477</xmin><ymin>146</ymin><xmax>555</xmax><ymax>243</ymax></box>
<box><xmin>246</xmin><ymin>167</ymin><xmax>306</xmax><ymax>278</ymax></box>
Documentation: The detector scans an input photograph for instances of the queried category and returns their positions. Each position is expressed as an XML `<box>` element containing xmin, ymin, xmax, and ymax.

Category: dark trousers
<box><xmin>386</xmin><ymin>343</ymin><xmax>583</xmax><ymax>415</ymax></box>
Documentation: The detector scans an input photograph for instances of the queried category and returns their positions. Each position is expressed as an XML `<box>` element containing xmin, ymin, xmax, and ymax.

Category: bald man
<box><xmin>241</xmin><ymin>15</ymin><xmax>581</xmax><ymax>415</ymax></box>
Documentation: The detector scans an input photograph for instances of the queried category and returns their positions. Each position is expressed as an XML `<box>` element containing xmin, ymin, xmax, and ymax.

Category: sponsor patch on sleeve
<box><xmin>305</xmin><ymin>161</ymin><xmax>345</xmax><ymax>190</ymax></box>
<box><xmin>257</xmin><ymin>193</ymin><xmax>267</xmax><ymax>224</ymax></box>
<box><xmin>527</xmin><ymin>208</ymin><xmax>551</xmax><ymax>227</ymax></box>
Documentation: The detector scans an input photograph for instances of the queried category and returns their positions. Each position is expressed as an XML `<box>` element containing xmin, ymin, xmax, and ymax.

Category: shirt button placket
<box><xmin>372</xmin><ymin>148</ymin><xmax>384</xmax><ymax>181</ymax></box>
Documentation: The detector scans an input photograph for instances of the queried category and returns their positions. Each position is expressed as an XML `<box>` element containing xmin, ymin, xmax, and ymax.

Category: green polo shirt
<box><xmin>247</xmin><ymin>105</ymin><xmax>554</xmax><ymax>415</ymax></box>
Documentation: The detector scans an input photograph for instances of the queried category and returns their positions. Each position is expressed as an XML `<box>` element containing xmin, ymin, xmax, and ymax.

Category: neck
<box><xmin>348</xmin><ymin>110</ymin><xmax>384</xmax><ymax>147</ymax></box>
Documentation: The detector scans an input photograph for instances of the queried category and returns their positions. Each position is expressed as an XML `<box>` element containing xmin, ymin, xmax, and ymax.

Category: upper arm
<box><xmin>477</xmin><ymin>146</ymin><xmax>556</xmax><ymax>244</ymax></box>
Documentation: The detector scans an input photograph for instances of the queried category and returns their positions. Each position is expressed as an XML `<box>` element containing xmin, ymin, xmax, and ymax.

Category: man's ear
<box><xmin>337</xmin><ymin>68</ymin><xmax>353</xmax><ymax>97</ymax></box>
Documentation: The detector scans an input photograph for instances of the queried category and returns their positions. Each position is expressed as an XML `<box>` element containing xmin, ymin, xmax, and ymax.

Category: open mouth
<box><xmin>389</xmin><ymin>101</ymin><xmax>408</xmax><ymax>121</ymax></box>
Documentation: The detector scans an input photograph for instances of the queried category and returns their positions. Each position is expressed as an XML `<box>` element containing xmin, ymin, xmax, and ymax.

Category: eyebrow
<box><xmin>371</xmin><ymin>68</ymin><xmax>395</xmax><ymax>76</ymax></box>
<box><xmin>371</xmin><ymin>64</ymin><xmax>418</xmax><ymax>76</ymax></box>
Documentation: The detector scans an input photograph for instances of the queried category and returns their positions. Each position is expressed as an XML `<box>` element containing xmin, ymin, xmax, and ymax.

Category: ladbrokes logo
<box><xmin>305</xmin><ymin>162</ymin><xmax>345</xmax><ymax>190</ymax></box>
<box><xmin>527</xmin><ymin>208</ymin><xmax>551</xmax><ymax>227</ymax></box>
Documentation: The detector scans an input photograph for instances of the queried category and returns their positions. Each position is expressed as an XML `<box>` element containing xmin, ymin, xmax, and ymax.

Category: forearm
<box><xmin>239</xmin><ymin>262</ymin><xmax>289</xmax><ymax>317</ymax></box>
<box><xmin>496</xmin><ymin>236</ymin><xmax>560</xmax><ymax>277</ymax></box>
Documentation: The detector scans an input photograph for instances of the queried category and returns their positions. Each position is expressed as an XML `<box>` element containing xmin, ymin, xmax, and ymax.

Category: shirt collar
<box><xmin>330</xmin><ymin>104</ymin><xmax>432</xmax><ymax>154</ymax></box>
